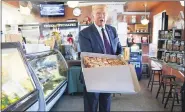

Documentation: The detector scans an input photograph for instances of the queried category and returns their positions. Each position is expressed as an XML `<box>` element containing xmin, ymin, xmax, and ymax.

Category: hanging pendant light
<box><xmin>141</xmin><ymin>3</ymin><xmax>149</xmax><ymax>25</ymax></box>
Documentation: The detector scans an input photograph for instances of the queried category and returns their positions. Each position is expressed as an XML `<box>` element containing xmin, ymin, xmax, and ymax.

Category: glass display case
<box><xmin>1</xmin><ymin>42</ymin><xmax>39</xmax><ymax>111</ymax></box>
<box><xmin>26</xmin><ymin>50</ymin><xmax>68</xmax><ymax>101</ymax></box>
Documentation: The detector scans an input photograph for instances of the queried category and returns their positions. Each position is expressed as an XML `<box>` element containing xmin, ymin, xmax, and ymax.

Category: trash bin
<box><xmin>142</xmin><ymin>64</ymin><xmax>149</xmax><ymax>78</ymax></box>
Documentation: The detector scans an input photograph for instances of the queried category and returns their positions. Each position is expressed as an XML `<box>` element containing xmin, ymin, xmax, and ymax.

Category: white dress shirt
<box><xmin>94</xmin><ymin>23</ymin><xmax>111</xmax><ymax>46</ymax></box>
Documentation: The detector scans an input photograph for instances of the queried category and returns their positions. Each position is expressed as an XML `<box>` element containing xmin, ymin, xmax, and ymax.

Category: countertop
<box><xmin>150</xmin><ymin>57</ymin><xmax>184</xmax><ymax>75</ymax></box>
<box><xmin>66</xmin><ymin>60</ymin><xmax>81</xmax><ymax>68</ymax></box>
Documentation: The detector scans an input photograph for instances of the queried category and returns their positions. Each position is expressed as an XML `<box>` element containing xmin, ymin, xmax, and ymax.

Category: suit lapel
<box><xmin>105</xmin><ymin>25</ymin><xmax>114</xmax><ymax>52</ymax></box>
<box><xmin>91</xmin><ymin>24</ymin><xmax>105</xmax><ymax>53</ymax></box>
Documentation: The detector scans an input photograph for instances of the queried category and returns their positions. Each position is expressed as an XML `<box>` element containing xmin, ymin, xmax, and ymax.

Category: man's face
<box><xmin>92</xmin><ymin>8</ymin><xmax>108</xmax><ymax>27</ymax></box>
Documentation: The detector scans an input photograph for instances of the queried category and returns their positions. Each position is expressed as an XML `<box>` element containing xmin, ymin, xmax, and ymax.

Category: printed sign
<box><xmin>42</xmin><ymin>22</ymin><xmax>78</xmax><ymax>29</ymax></box>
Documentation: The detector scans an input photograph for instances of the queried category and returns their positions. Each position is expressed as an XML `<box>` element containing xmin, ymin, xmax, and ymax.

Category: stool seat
<box><xmin>156</xmin><ymin>74</ymin><xmax>176</xmax><ymax>104</ymax></box>
<box><xmin>161</xmin><ymin>75</ymin><xmax>176</xmax><ymax>79</ymax></box>
<box><xmin>148</xmin><ymin>68</ymin><xmax>162</xmax><ymax>92</ymax></box>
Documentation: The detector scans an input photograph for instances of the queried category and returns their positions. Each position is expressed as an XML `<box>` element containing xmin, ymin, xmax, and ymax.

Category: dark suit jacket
<box><xmin>79</xmin><ymin>24</ymin><xmax>123</xmax><ymax>55</ymax></box>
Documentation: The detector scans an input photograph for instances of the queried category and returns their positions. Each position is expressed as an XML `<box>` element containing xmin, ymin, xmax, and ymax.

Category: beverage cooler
<box><xmin>1</xmin><ymin>42</ymin><xmax>45</xmax><ymax>111</ymax></box>
<box><xmin>129</xmin><ymin>52</ymin><xmax>142</xmax><ymax>80</ymax></box>
<box><xmin>26</xmin><ymin>50</ymin><xmax>68</xmax><ymax>111</ymax></box>
<box><xmin>127</xmin><ymin>43</ymin><xmax>142</xmax><ymax>80</ymax></box>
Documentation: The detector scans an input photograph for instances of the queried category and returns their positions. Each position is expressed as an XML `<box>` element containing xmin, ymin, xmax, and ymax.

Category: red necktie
<box><xmin>101</xmin><ymin>28</ymin><xmax>112</xmax><ymax>54</ymax></box>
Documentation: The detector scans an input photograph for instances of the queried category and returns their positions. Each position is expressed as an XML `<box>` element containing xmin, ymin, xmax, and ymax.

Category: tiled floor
<box><xmin>51</xmin><ymin>79</ymin><xmax>181</xmax><ymax>111</ymax></box>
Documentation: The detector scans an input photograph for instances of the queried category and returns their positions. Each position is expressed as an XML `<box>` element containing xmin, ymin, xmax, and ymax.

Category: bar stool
<box><xmin>156</xmin><ymin>74</ymin><xmax>176</xmax><ymax>104</ymax></box>
<box><xmin>147</xmin><ymin>68</ymin><xmax>162</xmax><ymax>91</ymax></box>
<box><xmin>164</xmin><ymin>80</ymin><xmax>184</xmax><ymax>112</ymax></box>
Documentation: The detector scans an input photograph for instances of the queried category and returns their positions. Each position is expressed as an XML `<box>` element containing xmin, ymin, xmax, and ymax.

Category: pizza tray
<box><xmin>80</xmin><ymin>52</ymin><xmax>141</xmax><ymax>94</ymax></box>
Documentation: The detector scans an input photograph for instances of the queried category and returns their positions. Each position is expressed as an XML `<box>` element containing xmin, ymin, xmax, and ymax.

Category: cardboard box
<box><xmin>5</xmin><ymin>34</ymin><xmax>22</xmax><ymax>43</ymax></box>
<box><xmin>81</xmin><ymin>52</ymin><xmax>141</xmax><ymax>93</ymax></box>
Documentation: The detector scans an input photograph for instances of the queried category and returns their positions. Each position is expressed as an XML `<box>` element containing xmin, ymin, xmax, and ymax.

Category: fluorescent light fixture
<box><xmin>180</xmin><ymin>1</ymin><xmax>184</xmax><ymax>6</ymax></box>
<box><xmin>67</xmin><ymin>1</ymin><xmax>79</xmax><ymax>8</ymax></box>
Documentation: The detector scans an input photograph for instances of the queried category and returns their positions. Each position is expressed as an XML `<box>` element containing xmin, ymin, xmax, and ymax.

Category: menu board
<box><xmin>29</xmin><ymin>53</ymin><xmax>67</xmax><ymax>99</ymax></box>
<box><xmin>1</xmin><ymin>48</ymin><xmax>35</xmax><ymax>110</ymax></box>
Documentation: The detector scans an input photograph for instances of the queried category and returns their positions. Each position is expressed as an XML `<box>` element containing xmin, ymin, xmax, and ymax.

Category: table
<box><xmin>68</xmin><ymin>66</ymin><xmax>84</xmax><ymax>94</ymax></box>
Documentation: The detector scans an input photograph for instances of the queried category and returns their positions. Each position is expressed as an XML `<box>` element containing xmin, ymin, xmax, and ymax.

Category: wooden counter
<box><xmin>150</xmin><ymin>58</ymin><xmax>184</xmax><ymax>81</ymax></box>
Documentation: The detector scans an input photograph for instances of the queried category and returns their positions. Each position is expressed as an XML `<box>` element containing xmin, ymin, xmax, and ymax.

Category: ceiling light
<box><xmin>180</xmin><ymin>1</ymin><xmax>184</xmax><ymax>6</ymax></box>
<box><xmin>19</xmin><ymin>1</ymin><xmax>32</xmax><ymax>15</ymax></box>
<box><xmin>141</xmin><ymin>19</ymin><xmax>149</xmax><ymax>25</ymax></box>
<box><xmin>67</xmin><ymin>1</ymin><xmax>79</xmax><ymax>8</ymax></box>
<box><xmin>20</xmin><ymin>5</ymin><xmax>31</xmax><ymax>15</ymax></box>
<box><xmin>141</xmin><ymin>3</ymin><xmax>149</xmax><ymax>25</ymax></box>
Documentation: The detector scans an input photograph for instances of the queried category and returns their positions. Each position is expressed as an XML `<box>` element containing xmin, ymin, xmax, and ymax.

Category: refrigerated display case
<box><xmin>1</xmin><ymin>42</ymin><xmax>43</xmax><ymax>111</ymax></box>
<box><xmin>26</xmin><ymin>50</ymin><xmax>68</xmax><ymax>111</ymax></box>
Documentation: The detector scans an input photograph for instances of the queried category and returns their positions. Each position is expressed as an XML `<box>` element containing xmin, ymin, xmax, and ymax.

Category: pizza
<box><xmin>83</xmin><ymin>56</ymin><xmax>127</xmax><ymax>68</ymax></box>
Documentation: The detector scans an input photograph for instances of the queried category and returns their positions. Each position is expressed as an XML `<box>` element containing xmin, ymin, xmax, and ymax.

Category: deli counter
<box><xmin>26</xmin><ymin>50</ymin><xmax>68</xmax><ymax>111</ymax></box>
<box><xmin>1</xmin><ymin>42</ymin><xmax>43</xmax><ymax>111</ymax></box>
<box><xmin>1</xmin><ymin>42</ymin><xmax>68</xmax><ymax>111</ymax></box>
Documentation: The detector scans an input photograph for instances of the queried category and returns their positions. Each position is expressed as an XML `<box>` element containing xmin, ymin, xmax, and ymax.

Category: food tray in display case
<box><xmin>26</xmin><ymin>50</ymin><xmax>68</xmax><ymax>101</ymax></box>
<box><xmin>1</xmin><ymin>42</ymin><xmax>39</xmax><ymax>111</ymax></box>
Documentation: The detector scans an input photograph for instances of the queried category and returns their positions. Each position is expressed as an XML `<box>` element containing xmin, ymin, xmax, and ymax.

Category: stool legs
<box><xmin>162</xmin><ymin>84</ymin><xmax>166</xmax><ymax>104</ymax></box>
<box><xmin>159</xmin><ymin>71</ymin><xmax>161</xmax><ymax>84</ymax></box>
<box><xmin>151</xmin><ymin>71</ymin><xmax>155</xmax><ymax>91</ymax></box>
<box><xmin>164</xmin><ymin>85</ymin><xmax>180</xmax><ymax>111</ymax></box>
<box><xmin>164</xmin><ymin>85</ymin><xmax>173</xmax><ymax>108</ymax></box>
<box><xmin>176</xmin><ymin>92</ymin><xmax>180</xmax><ymax>104</ymax></box>
<box><xmin>170</xmin><ymin>87</ymin><xmax>180</xmax><ymax>112</ymax></box>
<box><xmin>156</xmin><ymin>77</ymin><xmax>164</xmax><ymax>98</ymax></box>
<box><xmin>182</xmin><ymin>89</ymin><xmax>185</xmax><ymax>112</ymax></box>
<box><xmin>171</xmin><ymin>91</ymin><xmax>176</xmax><ymax>112</ymax></box>
<box><xmin>148</xmin><ymin>70</ymin><xmax>162</xmax><ymax>92</ymax></box>
<box><xmin>147</xmin><ymin>71</ymin><xmax>152</xmax><ymax>88</ymax></box>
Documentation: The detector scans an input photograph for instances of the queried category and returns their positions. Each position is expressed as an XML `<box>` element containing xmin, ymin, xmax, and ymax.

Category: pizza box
<box><xmin>81</xmin><ymin>52</ymin><xmax>141</xmax><ymax>94</ymax></box>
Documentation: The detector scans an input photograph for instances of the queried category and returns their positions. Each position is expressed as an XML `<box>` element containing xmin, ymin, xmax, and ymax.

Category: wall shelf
<box><xmin>158</xmin><ymin>38</ymin><xmax>169</xmax><ymax>41</ymax></box>
<box><xmin>158</xmin><ymin>49</ymin><xmax>166</xmax><ymax>51</ymax></box>
<box><xmin>127</xmin><ymin>23</ymin><xmax>141</xmax><ymax>25</ymax></box>
<box><xmin>128</xmin><ymin>32</ymin><xmax>150</xmax><ymax>34</ymax></box>
<box><xmin>165</xmin><ymin>51</ymin><xmax>184</xmax><ymax>53</ymax></box>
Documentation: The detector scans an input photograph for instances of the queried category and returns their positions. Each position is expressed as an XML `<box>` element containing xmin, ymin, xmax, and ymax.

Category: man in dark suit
<box><xmin>79</xmin><ymin>5</ymin><xmax>123</xmax><ymax>112</ymax></box>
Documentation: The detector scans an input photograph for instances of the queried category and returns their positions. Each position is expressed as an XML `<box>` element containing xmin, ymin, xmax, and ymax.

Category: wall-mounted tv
<box><xmin>40</xmin><ymin>2</ymin><xmax>65</xmax><ymax>17</ymax></box>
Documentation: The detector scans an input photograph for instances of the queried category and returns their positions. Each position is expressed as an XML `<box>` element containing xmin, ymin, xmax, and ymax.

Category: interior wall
<box><xmin>2</xmin><ymin>2</ymin><xmax>23</xmax><ymax>42</ymax></box>
<box><xmin>2</xmin><ymin>1</ymin><xmax>92</xmax><ymax>24</ymax></box>
<box><xmin>149</xmin><ymin>1</ymin><xmax>184</xmax><ymax>81</ymax></box>
<box><xmin>151</xmin><ymin>1</ymin><xmax>184</xmax><ymax>31</ymax></box>
<box><xmin>33</xmin><ymin>6</ymin><xmax>92</xmax><ymax>23</ymax></box>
